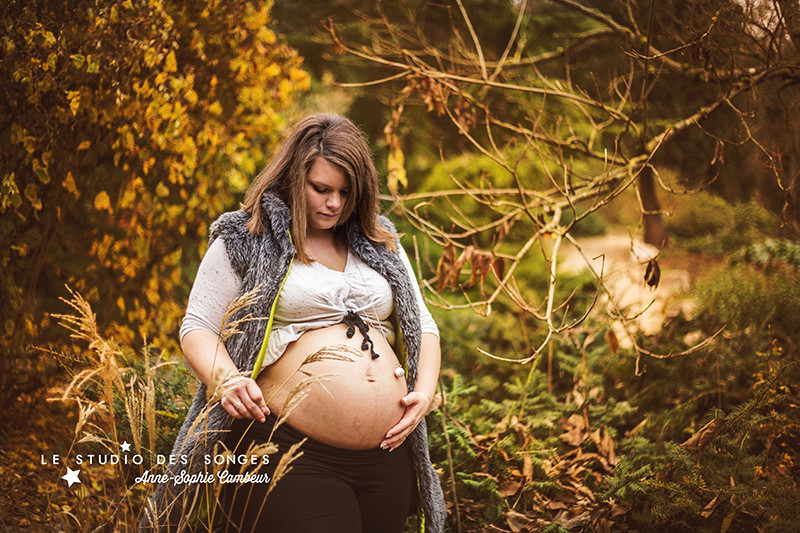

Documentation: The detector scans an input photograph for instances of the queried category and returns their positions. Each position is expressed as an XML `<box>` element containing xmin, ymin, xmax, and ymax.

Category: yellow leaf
<box><xmin>155</xmin><ymin>182</ymin><xmax>169</xmax><ymax>197</ymax></box>
<box><xmin>77</xmin><ymin>140</ymin><xmax>91</xmax><ymax>151</ymax></box>
<box><xmin>119</xmin><ymin>186</ymin><xmax>136</xmax><ymax>208</ymax></box>
<box><xmin>68</xmin><ymin>92</ymin><xmax>81</xmax><ymax>116</ymax></box>
<box><xmin>94</xmin><ymin>191</ymin><xmax>111</xmax><ymax>212</ymax></box>
<box><xmin>87</xmin><ymin>54</ymin><xmax>100</xmax><ymax>74</ymax></box>
<box><xmin>63</xmin><ymin>171</ymin><xmax>80</xmax><ymax>198</ymax></box>
<box><xmin>229</xmin><ymin>170</ymin><xmax>247</xmax><ymax>192</ymax></box>
<box><xmin>158</xmin><ymin>103</ymin><xmax>172</xmax><ymax>119</ymax></box>
<box><xmin>261</xmin><ymin>28</ymin><xmax>276</xmax><ymax>45</ymax></box>
<box><xmin>146</xmin><ymin>287</ymin><xmax>159</xmax><ymax>305</ymax></box>
<box><xmin>45</xmin><ymin>52</ymin><xmax>57</xmax><ymax>72</ymax></box>
<box><xmin>184</xmin><ymin>88</ymin><xmax>197</xmax><ymax>105</ymax></box>
<box><xmin>142</xmin><ymin>157</ymin><xmax>155</xmax><ymax>176</ymax></box>
<box><xmin>24</xmin><ymin>183</ymin><xmax>42</xmax><ymax>210</ymax></box>
<box><xmin>721</xmin><ymin>511</ymin><xmax>736</xmax><ymax>533</ymax></box>
<box><xmin>278</xmin><ymin>79</ymin><xmax>293</xmax><ymax>101</ymax></box>
<box><xmin>32</xmin><ymin>158</ymin><xmax>50</xmax><ymax>184</ymax></box>
<box><xmin>144</xmin><ymin>47</ymin><xmax>158</xmax><ymax>67</ymax></box>
<box><xmin>121</xmin><ymin>128</ymin><xmax>134</xmax><ymax>150</ymax></box>
<box><xmin>290</xmin><ymin>67</ymin><xmax>310</xmax><ymax>89</ymax></box>
<box><xmin>35</xmin><ymin>167</ymin><xmax>50</xmax><ymax>184</ymax></box>
<box><xmin>10</xmin><ymin>243</ymin><xmax>28</xmax><ymax>256</ymax></box>
<box><xmin>208</xmin><ymin>101</ymin><xmax>222</xmax><ymax>115</ymax></box>
<box><xmin>42</xmin><ymin>31</ymin><xmax>56</xmax><ymax>48</ymax></box>
<box><xmin>384</xmin><ymin>118</ymin><xmax>407</xmax><ymax>194</ymax></box>
<box><xmin>265</xmin><ymin>64</ymin><xmax>281</xmax><ymax>78</ymax></box>
<box><xmin>70</xmin><ymin>54</ymin><xmax>85</xmax><ymax>69</ymax></box>
<box><xmin>386</xmin><ymin>147</ymin><xmax>407</xmax><ymax>194</ymax></box>
<box><xmin>164</xmin><ymin>51</ymin><xmax>177</xmax><ymax>73</ymax></box>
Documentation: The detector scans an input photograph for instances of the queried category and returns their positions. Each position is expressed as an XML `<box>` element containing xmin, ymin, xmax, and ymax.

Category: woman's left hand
<box><xmin>380</xmin><ymin>391</ymin><xmax>432</xmax><ymax>452</ymax></box>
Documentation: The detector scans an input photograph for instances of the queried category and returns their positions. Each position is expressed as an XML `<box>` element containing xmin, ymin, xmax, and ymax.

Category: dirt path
<box><xmin>559</xmin><ymin>231</ymin><xmax>692</xmax><ymax>342</ymax></box>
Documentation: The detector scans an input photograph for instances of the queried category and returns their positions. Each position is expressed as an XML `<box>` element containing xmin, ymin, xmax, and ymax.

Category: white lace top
<box><xmin>180</xmin><ymin>238</ymin><xmax>439</xmax><ymax>367</ymax></box>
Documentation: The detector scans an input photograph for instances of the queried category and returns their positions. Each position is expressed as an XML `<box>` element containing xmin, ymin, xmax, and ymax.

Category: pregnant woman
<box><xmin>144</xmin><ymin>113</ymin><xmax>446</xmax><ymax>533</ymax></box>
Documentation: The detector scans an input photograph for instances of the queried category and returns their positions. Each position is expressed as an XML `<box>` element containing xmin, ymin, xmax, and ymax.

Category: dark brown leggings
<box><xmin>217</xmin><ymin>415</ymin><xmax>415</xmax><ymax>533</ymax></box>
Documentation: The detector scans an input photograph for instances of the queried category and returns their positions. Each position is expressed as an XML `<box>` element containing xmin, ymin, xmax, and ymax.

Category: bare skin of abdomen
<box><xmin>256</xmin><ymin>323</ymin><xmax>407</xmax><ymax>450</ymax></box>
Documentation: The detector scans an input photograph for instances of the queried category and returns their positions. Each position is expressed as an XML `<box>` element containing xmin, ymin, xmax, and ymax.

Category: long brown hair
<box><xmin>241</xmin><ymin>113</ymin><xmax>397</xmax><ymax>263</ymax></box>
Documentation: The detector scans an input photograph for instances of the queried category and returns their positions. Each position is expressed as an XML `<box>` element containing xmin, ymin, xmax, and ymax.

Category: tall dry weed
<box><xmin>49</xmin><ymin>285</ymin><xmax>353</xmax><ymax>531</ymax></box>
<box><xmin>49</xmin><ymin>286</ymin><xmax>176</xmax><ymax>529</ymax></box>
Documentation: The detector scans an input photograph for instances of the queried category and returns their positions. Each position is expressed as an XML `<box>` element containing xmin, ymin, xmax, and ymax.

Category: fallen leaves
<box><xmin>590</xmin><ymin>427</ymin><xmax>619</xmax><ymax>468</ymax></box>
<box><xmin>500</xmin><ymin>416</ymin><xmax>626</xmax><ymax>530</ymax></box>
<box><xmin>454</xmin><ymin>410</ymin><xmax>629</xmax><ymax>532</ymax></box>
<box><xmin>700</xmin><ymin>494</ymin><xmax>720</xmax><ymax>518</ymax></box>
<box><xmin>558</xmin><ymin>413</ymin><xmax>588</xmax><ymax>447</ymax></box>
<box><xmin>682</xmin><ymin>418</ymin><xmax>726</xmax><ymax>450</ymax></box>
<box><xmin>505</xmin><ymin>510</ymin><xmax>537</xmax><ymax>532</ymax></box>
<box><xmin>498</xmin><ymin>479</ymin><xmax>522</xmax><ymax>497</ymax></box>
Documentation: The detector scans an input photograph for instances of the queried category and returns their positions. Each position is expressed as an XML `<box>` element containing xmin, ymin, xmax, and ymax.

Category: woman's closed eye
<box><xmin>314</xmin><ymin>187</ymin><xmax>349</xmax><ymax>200</ymax></box>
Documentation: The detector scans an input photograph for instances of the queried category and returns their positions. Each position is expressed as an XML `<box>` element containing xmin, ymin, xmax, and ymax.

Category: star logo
<box><xmin>61</xmin><ymin>467</ymin><xmax>81</xmax><ymax>488</ymax></box>
<box><xmin>120</xmin><ymin>441</ymin><xmax>131</xmax><ymax>453</ymax></box>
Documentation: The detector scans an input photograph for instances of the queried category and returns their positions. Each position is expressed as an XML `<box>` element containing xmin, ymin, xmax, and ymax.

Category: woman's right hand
<box><xmin>220</xmin><ymin>376</ymin><xmax>269</xmax><ymax>423</ymax></box>
<box><xmin>181</xmin><ymin>330</ymin><xmax>270</xmax><ymax>423</ymax></box>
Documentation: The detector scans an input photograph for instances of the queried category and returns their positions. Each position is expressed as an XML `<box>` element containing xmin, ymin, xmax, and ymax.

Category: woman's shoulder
<box><xmin>376</xmin><ymin>215</ymin><xmax>404</xmax><ymax>256</ymax></box>
<box><xmin>209</xmin><ymin>209</ymin><xmax>251</xmax><ymax>245</ymax></box>
<box><xmin>209</xmin><ymin>193</ymin><xmax>289</xmax><ymax>244</ymax></box>
<box><xmin>376</xmin><ymin>214</ymin><xmax>398</xmax><ymax>235</ymax></box>
<box><xmin>206</xmin><ymin>210</ymin><xmax>254</xmax><ymax>277</ymax></box>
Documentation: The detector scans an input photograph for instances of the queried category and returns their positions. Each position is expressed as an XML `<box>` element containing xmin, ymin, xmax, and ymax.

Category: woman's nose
<box><xmin>327</xmin><ymin>194</ymin><xmax>342</xmax><ymax>209</ymax></box>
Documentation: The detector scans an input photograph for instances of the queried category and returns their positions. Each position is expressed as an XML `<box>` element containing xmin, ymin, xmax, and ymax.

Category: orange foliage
<box><xmin>0</xmin><ymin>0</ymin><xmax>309</xmax><ymax>394</ymax></box>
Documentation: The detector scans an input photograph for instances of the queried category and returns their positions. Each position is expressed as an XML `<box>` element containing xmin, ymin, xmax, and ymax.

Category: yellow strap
<box><xmin>419</xmin><ymin>500</ymin><xmax>426</xmax><ymax>532</ymax></box>
<box><xmin>391</xmin><ymin>310</ymin><xmax>409</xmax><ymax>371</ymax></box>
<box><xmin>418</xmin><ymin>475</ymin><xmax>426</xmax><ymax>532</ymax></box>
<box><xmin>250</xmin><ymin>231</ymin><xmax>294</xmax><ymax>380</ymax></box>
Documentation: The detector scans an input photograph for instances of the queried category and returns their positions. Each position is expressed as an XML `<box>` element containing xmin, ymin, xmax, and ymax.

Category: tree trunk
<box><xmin>776</xmin><ymin>0</ymin><xmax>800</xmax><ymax>233</ymax></box>
<box><xmin>779</xmin><ymin>0</ymin><xmax>800</xmax><ymax>53</ymax></box>
<box><xmin>639</xmin><ymin>166</ymin><xmax>670</xmax><ymax>247</ymax></box>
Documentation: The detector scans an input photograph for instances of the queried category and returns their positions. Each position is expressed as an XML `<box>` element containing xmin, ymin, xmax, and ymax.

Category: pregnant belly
<box><xmin>255</xmin><ymin>323</ymin><xmax>408</xmax><ymax>450</ymax></box>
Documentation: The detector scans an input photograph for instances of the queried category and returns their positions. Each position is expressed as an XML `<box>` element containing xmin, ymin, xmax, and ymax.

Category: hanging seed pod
<box><xmin>644</xmin><ymin>258</ymin><xmax>661</xmax><ymax>289</ymax></box>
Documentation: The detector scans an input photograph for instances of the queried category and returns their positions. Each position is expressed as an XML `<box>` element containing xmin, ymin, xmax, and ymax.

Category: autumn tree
<box><xmin>0</xmin><ymin>0</ymin><xmax>309</xmax><ymax>406</ymax></box>
<box><xmin>327</xmin><ymin>0</ymin><xmax>800</xmax><ymax>365</ymax></box>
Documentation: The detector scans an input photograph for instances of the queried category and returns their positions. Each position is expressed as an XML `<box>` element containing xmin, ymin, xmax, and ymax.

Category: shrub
<box><xmin>665</xmin><ymin>193</ymin><xmax>778</xmax><ymax>255</ymax></box>
<box><xmin>732</xmin><ymin>238</ymin><xmax>800</xmax><ymax>269</ymax></box>
<box><xmin>693</xmin><ymin>261</ymin><xmax>800</xmax><ymax>344</ymax></box>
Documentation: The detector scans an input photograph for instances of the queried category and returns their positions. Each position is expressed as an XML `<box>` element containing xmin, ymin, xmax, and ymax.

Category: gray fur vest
<box><xmin>143</xmin><ymin>193</ymin><xmax>446</xmax><ymax>532</ymax></box>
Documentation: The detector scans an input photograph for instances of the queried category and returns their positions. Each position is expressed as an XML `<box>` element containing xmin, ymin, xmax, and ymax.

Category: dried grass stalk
<box><xmin>219</xmin><ymin>285</ymin><xmax>265</xmax><ymax>342</ymax></box>
<box><xmin>269</xmin><ymin>373</ymin><xmax>336</xmax><ymax>441</ymax></box>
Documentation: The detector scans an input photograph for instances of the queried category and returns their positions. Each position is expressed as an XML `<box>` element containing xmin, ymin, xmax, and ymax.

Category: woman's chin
<box><xmin>309</xmin><ymin>219</ymin><xmax>339</xmax><ymax>232</ymax></box>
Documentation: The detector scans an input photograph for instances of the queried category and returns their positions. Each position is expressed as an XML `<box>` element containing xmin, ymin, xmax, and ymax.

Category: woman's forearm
<box><xmin>414</xmin><ymin>332</ymin><xmax>441</xmax><ymax>401</ymax></box>
<box><xmin>180</xmin><ymin>329</ymin><xmax>239</xmax><ymax>387</ymax></box>
<box><xmin>182</xmin><ymin>328</ymin><xmax>268</xmax><ymax>421</ymax></box>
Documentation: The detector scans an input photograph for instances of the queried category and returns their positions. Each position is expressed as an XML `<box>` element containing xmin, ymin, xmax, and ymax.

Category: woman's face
<box><xmin>305</xmin><ymin>156</ymin><xmax>350</xmax><ymax>234</ymax></box>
